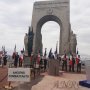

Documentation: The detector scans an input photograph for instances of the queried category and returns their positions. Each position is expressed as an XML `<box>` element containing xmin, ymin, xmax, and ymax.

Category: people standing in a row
<box><xmin>61</xmin><ymin>54</ymin><xmax>81</xmax><ymax>72</ymax></box>
<box><xmin>12</xmin><ymin>51</ymin><xmax>24</xmax><ymax>68</ymax></box>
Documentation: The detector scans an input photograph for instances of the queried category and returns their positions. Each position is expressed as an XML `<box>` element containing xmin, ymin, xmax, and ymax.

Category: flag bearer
<box><xmin>69</xmin><ymin>56</ymin><xmax>72</xmax><ymax>72</ymax></box>
<box><xmin>76</xmin><ymin>55</ymin><xmax>81</xmax><ymax>72</ymax></box>
<box><xmin>62</xmin><ymin>54</ymin><xmax>67</xmax><ymax>71</ymax></box>
<box><xmin>72</xmin><ymin>55</ymin><xmax>75</xmax><ymax>72</ymax></box>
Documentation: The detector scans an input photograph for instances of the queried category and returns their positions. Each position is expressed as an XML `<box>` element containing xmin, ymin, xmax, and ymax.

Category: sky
<box><xmin>0</xmin><ymin>0</ymin><xmax>90</xmax><ymax>57</ymax></box>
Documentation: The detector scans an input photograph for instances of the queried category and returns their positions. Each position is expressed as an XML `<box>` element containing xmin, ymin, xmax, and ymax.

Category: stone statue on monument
<box><xmin>24</xmin><ymin>33</ymin><xmax>28</xmax><ymax>56</ymax></box>
<box><xmin>28</xmin><ymin>26</ymin><xmax>34</xmax><ymax>56</ymax></box>
<box><xmin>24</xmin><ymin>27</ymin><xmax>34</xmax><ymax>56</ymax></box>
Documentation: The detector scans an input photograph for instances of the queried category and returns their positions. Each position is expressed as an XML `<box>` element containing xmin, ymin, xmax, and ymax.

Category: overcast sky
<box><xmin>0</xmin><ymin>0</ymin><xmax>90</xmax><ymax>56</ymax></box>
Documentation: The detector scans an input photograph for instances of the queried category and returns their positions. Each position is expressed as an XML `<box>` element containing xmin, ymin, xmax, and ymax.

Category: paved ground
<box><xmin>0</xmin><ymin>64</ymin><xmax>86</xmax><ymax>90</ymax></box>
<box><xmin>32</xmin><ymin>72</ymin><xmax>90</xmax><ymax>90</ymax></box>
<box><xmin>0</xmin><ymin>69</ymin><xmax>88</xmax><ymax>90</ymax></box>
<box><xmin>12</xmin><ymin>75</ymin><xmax>44</xmax><ymax>90</ymax></box>
<box><xmin>0</xmin><ymin>67</ymin><xmax>8</xmax><ymax>90</ymax></box>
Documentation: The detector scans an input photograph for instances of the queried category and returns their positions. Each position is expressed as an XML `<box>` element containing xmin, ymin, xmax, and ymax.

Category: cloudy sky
<box><xmin>0</xmin><ymin>0</ymin><xmax>90</xmax><ymax>56</ymax></box>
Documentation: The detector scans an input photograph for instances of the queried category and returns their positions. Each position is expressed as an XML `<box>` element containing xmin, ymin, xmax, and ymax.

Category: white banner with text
<box><xmin>8</xmin><ymin>68</ymin><xmax>30</xmax><ymax>82</ymax></box>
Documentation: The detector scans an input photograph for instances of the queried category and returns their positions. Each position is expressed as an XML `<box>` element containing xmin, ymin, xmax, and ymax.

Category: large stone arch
<box><xmin>31</xmin><ymin>0</ymin><xmax>73</xmax><ymax>55</ymax></box>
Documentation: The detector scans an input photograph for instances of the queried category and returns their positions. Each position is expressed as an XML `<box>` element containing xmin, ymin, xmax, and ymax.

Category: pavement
<box><xmin>32</xmin><ymin>72</ymin><xmax>90</xmax><ymax>90</ymax></box>
<box><xmin>0</xmin><ymin>64</ymin><xmax>88</xmax><ymax>90</ymax></box>
<box><xmin>0</xmin><ymin>67</ymin><xmax>8</xmax><ymax>88</ymax></box>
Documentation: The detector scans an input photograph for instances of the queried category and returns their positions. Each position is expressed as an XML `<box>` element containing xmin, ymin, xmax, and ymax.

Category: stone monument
<box><xmin>30</xmin><ymin>0</ymin><xmax>77</xmax><ymax>55</ymax></box>
<box><xmin>24</xmin><ymin>0</ymin><xmax>77</xmax><ymax>56</ymax></box>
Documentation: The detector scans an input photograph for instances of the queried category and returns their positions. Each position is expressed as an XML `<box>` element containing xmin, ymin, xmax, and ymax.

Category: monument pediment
<box><xmin>34</xmin><ymin>0</ymin><xmax>69</xmax><ymax>9</ymax></box>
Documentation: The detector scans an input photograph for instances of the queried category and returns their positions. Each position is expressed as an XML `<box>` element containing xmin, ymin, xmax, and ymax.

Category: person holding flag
<box><xmin>12</xmin><ymin>44</ymin><xmax>16</xmax><ymax>60</ymax></box>
<box><xmin>19</xmin><ymin>51</ymin><xmax>23</xmax><ymax>67</ymax></box>
<box><xmin>76</xmin><ymin>55</ymin><xmax>81</xmax><ymax>72</ymax></box>
<box><xmin>69</xmin><ymin>55</ymin><xmax>72</xmax><ymax>72</ymax></box>
<box><xmin>30</xmin><ymin>52</ymin><xmax>34</xmax><ymax>68</ymax></box>
<box><xmin>43</xmin><ymin>48</ymin><xmax>47</xmax><ymax>71</ymax></box>
<box><xmin>72</xmin><ymin>54</ymin><xmax>75</xmax><ymax>72</ymax></box>
<box><xmin>62</xmin><ymin>53</ymin><xmax>67</xmax><ymax>71</ymax></box>
<box><xmin>36</xmin><ymin>51</ymin><xmax>41</xmax><ymax>65</ymax></box>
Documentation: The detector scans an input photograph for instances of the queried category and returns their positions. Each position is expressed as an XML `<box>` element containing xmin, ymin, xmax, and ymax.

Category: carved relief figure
<box><xmin>24</xmin><ymin>33</ymin><xmax>28</xmax><ymax>56</ymax></box>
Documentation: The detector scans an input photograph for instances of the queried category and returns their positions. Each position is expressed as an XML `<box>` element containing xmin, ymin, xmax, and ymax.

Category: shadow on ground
<box><xmin>12</xmin><ymin>75</ymin><xmax>44</xmax><ymax>90</ymax></box>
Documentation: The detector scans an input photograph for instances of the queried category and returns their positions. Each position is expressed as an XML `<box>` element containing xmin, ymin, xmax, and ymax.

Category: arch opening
<box><xmin>41</xmin><ymin>21</ymin><xmax>60</xmax><ymax>56</ymax></box>
<box><xmin>35</xmin><ymin>15</ymin><xmax>62</xmax><ymax>55</ymax></box>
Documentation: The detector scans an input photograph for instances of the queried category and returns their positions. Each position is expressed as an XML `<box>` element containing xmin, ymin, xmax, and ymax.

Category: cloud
<box><xmin>0</xmin><ymin>0</ymin><xmax>90</xmax><ymax>56</ymax></box>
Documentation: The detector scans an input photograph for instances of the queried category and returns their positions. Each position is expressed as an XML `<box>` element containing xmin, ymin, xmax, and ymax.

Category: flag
<box><xmin>14</xmin><ymin>44</ymin><xmax>16</xmax><ymax>52</ymax></box>
<box><xmin>44</xmin><ymin>48</ymin><xmax>47</xmax><ymax>56</ymax></box>
<box><xmin>48</xmin><ymin>48</ymin><xmax>52</xmax><ymax>58</ymax></box>
<box><xmin>3</xmin><ymin>46</ymin><xmax>5</xmax><ymax>54</ymax></box>
<box><xmin>55</xmin><ymin>42</ymin><xmax>58</xmax><ymax>55</ymax></box>
<box><xmin>77</xmin><ymin>48</ymin><xmax>78</xmax><ymax>55</ymax></box>
<box><xmin>76</xmin><ymin>48</ymin><xmax>79</xmax><ymax>58</ymax></box>
<box><xmin>23</xmin><ymin>48</ymin><xmax>24</xmax><ymax>52</ymax></box>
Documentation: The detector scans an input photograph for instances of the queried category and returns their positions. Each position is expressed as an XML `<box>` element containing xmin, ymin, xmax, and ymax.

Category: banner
<box><xmin>8</xmin><ymin>68</ymin><xmax>30</xmax><ymax>82</ymax></box>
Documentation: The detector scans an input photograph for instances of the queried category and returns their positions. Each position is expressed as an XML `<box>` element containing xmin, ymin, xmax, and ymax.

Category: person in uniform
<box><xmin>76</xmin><ymin>55</ymin><xmax>79</xmax><ymax>72</ymax></box>
<box><xmin>62</xmin><ymin>54</ymin><xmax>67</xmax><ymax>71</ymax></box>
<box><xmin>72</xmin><ymin>55</ymin><xmax>75</xmax><ymax>72</ymax></box>
<box><xmin>3</xmin><ymin>53</ymin><xmax>7</xmax><ymax>66</ymax></box>
<box><xmin>19</xmin><ymin>51</ymin><xmax>23</xmax><ymax>67</ymax></box>
<box><xmin>69</xmin><ymin>56</ymin><xmax>72</xmax><ymax>72</ymax></box>
<box><xmin>77</xmin><ymin>55</ymin><xmax>81</xmax><ymax>72</ymax></box>
<box><xmin>44</xmin><ymin>56</ymin><xmax>47</xmax><ymax>72</ymax></box>
<box><xmin>14</xmin><ymin>52</ymin><xmax>19</xmax><ymax>67</ymax></box>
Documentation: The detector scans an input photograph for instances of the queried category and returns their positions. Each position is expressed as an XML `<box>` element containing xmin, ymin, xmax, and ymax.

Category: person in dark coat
<box><xmin>0</xmin><ymin>54</ymin><xmax>2</xmax><ymax>65</ymax></box>
<box><xmin>62</xmin><ymin>54</ymin><xmax>67</xmax><ymax>71</ymax></box>
<box><xmin>72</xmin><ymin>55</ymin><xmax>75</xmax><ymax>72</ymax></box>
<box><xmin>14</xmin><ymin>52</ymin><xmax>19</xmax><ymax>67</ymax></box>
<box><xmin>44</xmin><ymin>57</ymin><xmax>47</xmax><ymax>72</ymax></box>
<box><xmin>76</xmin><ymin>55</ymin><xmax>81</xmax><ymax>72</ymax></box>
<box><xmin>3</xmin><ymin>54</ymin><xmax>7</xmax><ymax>65</ymax></box>
<box><xmin>69</xmin><ymin>57</ymin><xmax>72</xmax><ymax>72</ymax></box>
<box><xmin>39</xmin><ymin>57</ymin><xmax>43</xmax><ymax>69</ymax></box>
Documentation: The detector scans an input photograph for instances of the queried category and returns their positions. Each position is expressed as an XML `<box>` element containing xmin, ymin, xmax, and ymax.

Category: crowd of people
<box><xmin>60</xmin><ymin>54</ymin><xmax>81</xmax><ymax>72</ymax></box>
<box><xmin>12</xmin><ymin>51</ymin><xmax>23</xmax><ymax>67</ymax></box>
<box><xmin>0</xmin><ymin>49</ymin><xmax>82</xmax><ymax>73</ymax></box>
<box><xmin>0</xmin><ymin>52</ymin><xmax>8</xmax><ymax>67</ymax></box>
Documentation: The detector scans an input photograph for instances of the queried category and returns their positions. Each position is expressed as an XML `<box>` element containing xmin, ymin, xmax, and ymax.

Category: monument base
<box><xmin>23</xmin><ymin>55</ymin><xmax>31</xmax><ymax>67</ymax></box>
<box><xmin>47</xmin><ymin>59</ymin><xmax>59</xmax><ymax>76</ymax></box>
<box><xmin>79</xmin><ymin>80</ymin><xmax>90</xmax><ymax>88</ymax></box>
